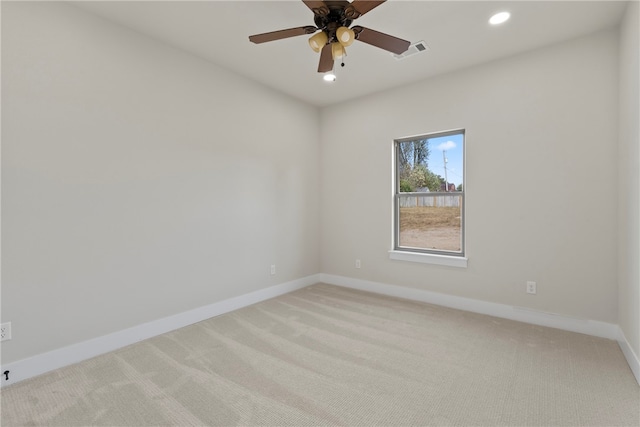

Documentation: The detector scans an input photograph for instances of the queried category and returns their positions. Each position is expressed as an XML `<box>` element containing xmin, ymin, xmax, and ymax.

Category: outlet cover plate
<box><xmin>1</xmin><ymin>322</ymin><xmax>11</xmax><ymax>341</ymax></box>
<box><xmin>526</xmin><ymin>281</ymin><xmax>537</xmax><ymax>295</ymax></box>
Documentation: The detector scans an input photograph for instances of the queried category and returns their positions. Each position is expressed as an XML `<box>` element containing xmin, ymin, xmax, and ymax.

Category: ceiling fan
<box><xmin>249</xmin><ymin>0</ymin><xmax>410</xmax><ymax>73</ymax></box>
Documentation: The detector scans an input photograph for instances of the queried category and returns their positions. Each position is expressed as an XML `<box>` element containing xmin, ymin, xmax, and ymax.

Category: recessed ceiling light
<box><xmin>489</xmin><ymin>11</ymin><xmax>510</xmax><ymax>25</ymax></box>
<box><xmin>323</xmin><ymin>73</ymin><xmax>336</xmax><ymax>82</ymax></box>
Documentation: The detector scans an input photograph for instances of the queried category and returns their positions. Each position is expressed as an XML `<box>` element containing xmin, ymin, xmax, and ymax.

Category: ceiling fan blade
<box><xmin>249</xmin><ymin>26</ymin><xmax>317</xmax><ymax>44</ymax></box>
<box><xmin>350</xmin><ymin>0</ymin><xmax>386</xmax><ymax>17</ymax></box>
<box><xmin>317</xmin><ymin>43</ymin><xmax>334</xmax><ymax>73</ymax></box>
<box><xmin>352</xmin><ymin>26</ymin><xmax>410</xmax><ymax>55</ymax></box>
<box><xmin>302</xmin><ymin>1</ymin><xmax>329</xmax><ymax>15</ymax></box>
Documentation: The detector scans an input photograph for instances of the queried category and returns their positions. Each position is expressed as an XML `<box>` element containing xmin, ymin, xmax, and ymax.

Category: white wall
<box><xmin>321</xmin><ymin>29</ymin><xmax>620</xmax><ymax>323</ymax></box>
<box><xmin>618</xmin><ymin>1</ymin><xmax>640</xmax><ymax>359</ymax></box>
<box><xmin>1</xmin><ymin>2</ymin><xmax>320</xmax><ymax>364</ymax></box>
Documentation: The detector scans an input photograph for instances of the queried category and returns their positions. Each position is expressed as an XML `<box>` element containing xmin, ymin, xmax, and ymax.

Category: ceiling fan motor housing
<box><xmin>312</xmin><ymin>3</ymin><xmax>355</xmax><ymax>42</ymax></box>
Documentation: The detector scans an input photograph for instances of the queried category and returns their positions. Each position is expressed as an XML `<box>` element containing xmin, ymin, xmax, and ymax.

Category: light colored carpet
<box><xmin>1</xmin><ymin>283</ymin><xmax>638</xmax><ymax>426</ymax></box>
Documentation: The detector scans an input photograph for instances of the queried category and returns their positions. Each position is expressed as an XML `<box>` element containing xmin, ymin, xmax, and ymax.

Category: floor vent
<box><xmin>392</xmin><ymin>41</ymin><xmax>430</xmax><ymax>60</ymax></box>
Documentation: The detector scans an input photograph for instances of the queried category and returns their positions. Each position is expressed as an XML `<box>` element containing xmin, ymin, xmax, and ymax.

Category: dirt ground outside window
<box><xmin>399</xmin><ymin>206</ymin><xmax>461</xmax><ymax>251</ymax></box>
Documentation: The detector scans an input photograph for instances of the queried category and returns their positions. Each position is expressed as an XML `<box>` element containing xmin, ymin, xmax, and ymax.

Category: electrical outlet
<box><xmin>270</xmin><ymin>265</ymin><xmax>276</xmax><ymax>275</ymax></box>
<box><xmin>1</xmin><ymin>322</ymin><xmax>11</xmax><ymax>341</ymax></box>
<box><xmin>355</xmin><ymin>259</ymin><xmax>361</xmax><ymax>269</ymax></box>
<box><xmin>526</xmin><ymin>281</ymin><xmax>537</xmax><ymax>295</ymax></box>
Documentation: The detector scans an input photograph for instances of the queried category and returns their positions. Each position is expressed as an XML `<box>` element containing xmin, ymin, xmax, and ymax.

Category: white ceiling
<box><xmin>71</xmin><ymin>1</ymin><xmax>628</xmax><ymax>107</ymax></box>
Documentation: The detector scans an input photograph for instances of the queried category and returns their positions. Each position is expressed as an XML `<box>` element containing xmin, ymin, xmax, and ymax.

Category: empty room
<box><xmin>1</xmin><ymin>1</ymin><xmax>639</xmax><ymax>425</ymax></box>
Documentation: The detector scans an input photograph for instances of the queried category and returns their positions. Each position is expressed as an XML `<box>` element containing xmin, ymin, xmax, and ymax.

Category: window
<box><xmin>393</xmin><ymin>129</ymin><xmax>465</xmax><ymax>259</ymax></box>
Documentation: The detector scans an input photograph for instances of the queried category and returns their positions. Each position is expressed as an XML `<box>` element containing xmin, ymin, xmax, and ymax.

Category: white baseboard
<box><xmin>0</xmin><ymin>274</ymin><xmax>320</xmax><ymax>388</ymax></box>
<box><xmin>319</xmin><ymin>274</ymin><xmax>621</xmax><ymax>340</ymax></box>
<box><xmin>617</xmin><ymin>328</ymin><xmax>640</xmax><ymax>386</ymax></box>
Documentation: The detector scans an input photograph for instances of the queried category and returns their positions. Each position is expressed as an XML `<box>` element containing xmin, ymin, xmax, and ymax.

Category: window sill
<box><xmin>389</xmin><ymin>250</ymin><xmax>468</xmax><ymax>268</ymax></box>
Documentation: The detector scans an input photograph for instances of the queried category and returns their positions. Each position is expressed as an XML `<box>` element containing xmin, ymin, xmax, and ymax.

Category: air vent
<box><xmin>392</xmin><ymin>41</ymin><xmax>430</xmax><ymax>60</ymax></box>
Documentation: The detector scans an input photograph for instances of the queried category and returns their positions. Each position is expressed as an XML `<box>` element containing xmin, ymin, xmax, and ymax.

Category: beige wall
<box><xmin>618</xmin><ymin>1</ymin><xmax>640</xmax><ymax>358</ymax></box>
<box><xmin>320</xmin><ymin>29</ymin><xmax>620</xmax><ymax>323</ymax></box>
<box><xmin>1</xmin><ymin>2</ymin><xmax>320</xmax><ymax>363</ymax></box>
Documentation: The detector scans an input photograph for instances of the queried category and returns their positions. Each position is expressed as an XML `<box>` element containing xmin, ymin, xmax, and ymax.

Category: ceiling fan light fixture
<box><xmin>331</xmin><ymin>42</ymin><xmax>346</xmax><ymax>60</ymax></box>
<box><xmin>308</xmin><ymin>31</ymin><xmax>328</xmax><ymax>52</ymax></box>
<box><xmin>336</xmin><ymin>26</ymin><xmax>355</xmax><ymax>47</ymax></box>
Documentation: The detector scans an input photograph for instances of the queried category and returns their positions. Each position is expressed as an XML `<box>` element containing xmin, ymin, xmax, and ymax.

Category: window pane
<box><xmin>398</xmin><ymin>195</ymin><xmax>462</xmax><ymax>252</ymax></box>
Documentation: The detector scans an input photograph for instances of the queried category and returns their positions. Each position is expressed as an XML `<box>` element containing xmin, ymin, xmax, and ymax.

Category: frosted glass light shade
<box><xmin>331</xmin><ymin>42</ymin><xmax>346</xmax><ymax>60</ymax></box>
<box><xmin>308</xmin><ymin>32</ymin><xmax>328</xmax><ymax>52</ymax></box>
<box><xmin>336</xmin><ymin>27</ymin><xmax>355</xmax><ymax>46</ymax></box>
